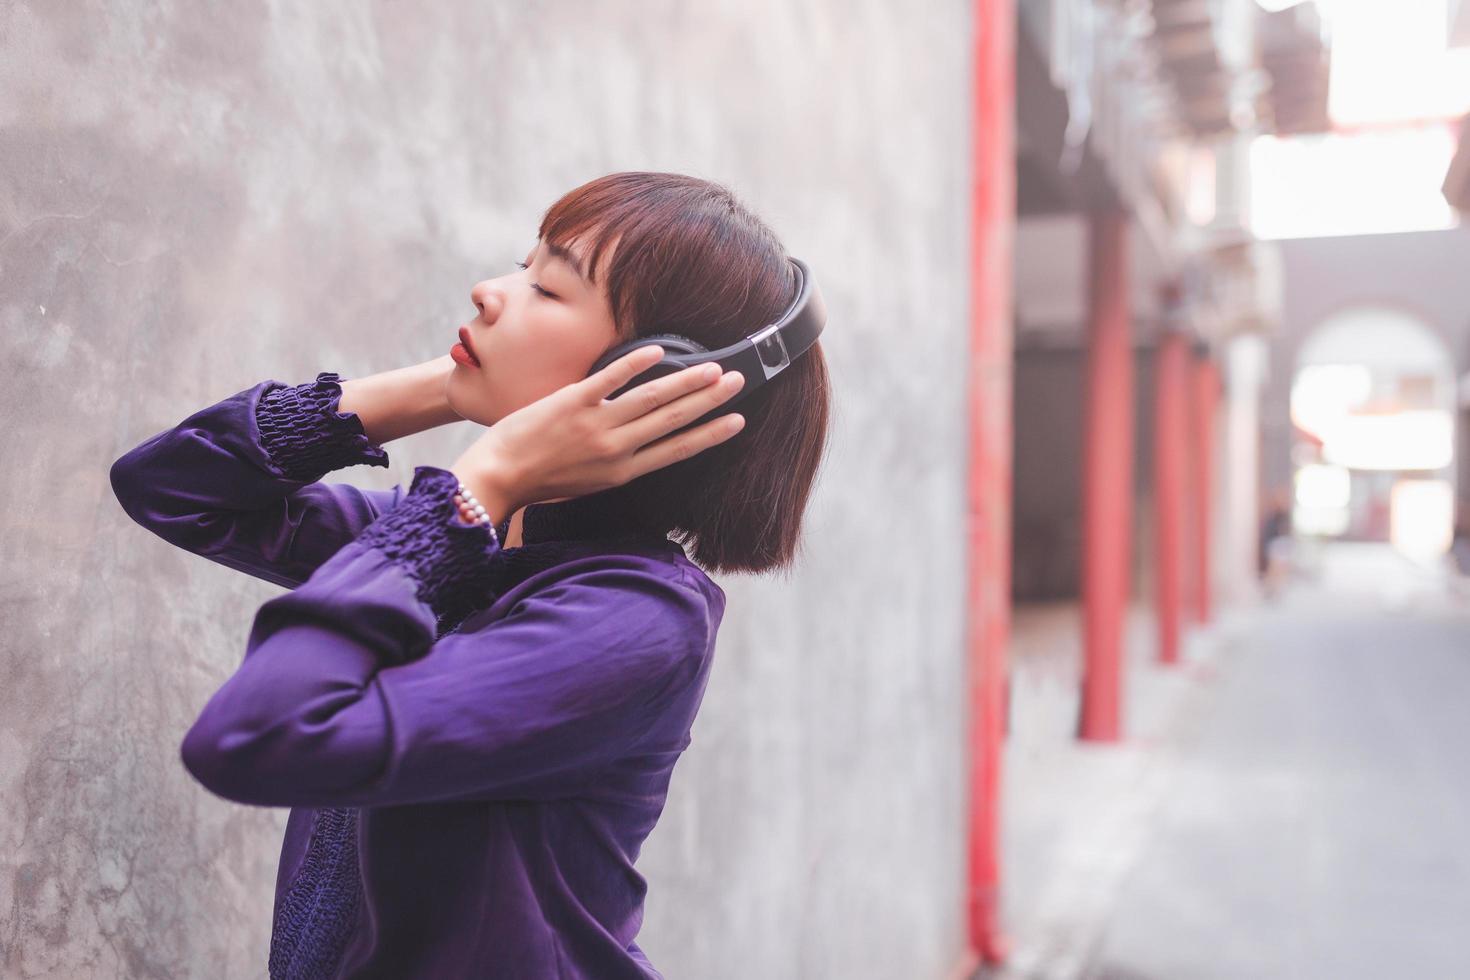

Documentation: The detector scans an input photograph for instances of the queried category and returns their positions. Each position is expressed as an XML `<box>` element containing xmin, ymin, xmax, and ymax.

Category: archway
<box><xmin>1289</xmin><ymin>306</ymin><xmax>1455</xmax><ymax>560</ymax></box>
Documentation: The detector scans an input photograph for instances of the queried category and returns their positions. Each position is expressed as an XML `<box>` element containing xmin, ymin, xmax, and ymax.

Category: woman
<box><xmin>109</xmin><ymin>171</ymin><xmax>832</xmax><ymax>979</ymax></box>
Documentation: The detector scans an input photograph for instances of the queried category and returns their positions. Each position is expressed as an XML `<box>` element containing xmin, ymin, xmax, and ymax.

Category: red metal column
<box><xmin>1154</xmin><ymin>332</ymin><xmax>1189</xmax><ymax>666</ymax></box>
<box><xmin>1191</xmin><ymin>353</ymin><xmax>1220</xmax><ymax>625</ymax></box>
<box><xmin>964</xmin><ymin>0</ymin><xmax>1015</xmax><ymax>966</ymax></box>
<box><xmin>1078</xmin><ymin>207</ymin><xmax>1133</xmax><ymax>742</ymax></box>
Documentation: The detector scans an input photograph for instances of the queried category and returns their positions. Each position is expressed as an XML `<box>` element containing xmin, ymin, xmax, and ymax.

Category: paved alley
<box><xmin>1086</xmin><ymin>547</ymin><xmax>1470</xmax><ymax>979</ymax></box>
<box><xmin>984</xmin><ymin>544</ymin><xmax>1470</xmax><ymax>980</ymax></box>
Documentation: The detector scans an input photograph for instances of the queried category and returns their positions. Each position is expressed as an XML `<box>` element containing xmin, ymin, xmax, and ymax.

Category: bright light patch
<box><xmin>1327</xmin><ymin>0</ymin><xmax>1470</xmax><ymax>128</ymax></box>
<box><xmin>1295</xmin><ymin>463</ymin><xmax>1352</xmax><ymax>535</ymax></box>
<box><xmin>1320</xmin><ymin>410</ymin><xmax>1454</xmax><ymax>471</ymax></box>
<box><xmin>1247</xmin><ymin>0</ymin><xmax>1469</xmax><ymax>239</ymax></box>
<box><xmin>1250</xmin><ymin>126</ymin><xmax>1458</xmax><ymax>239</ymax></box>
<box><xmin>1390</xmin><ymin>478</ymin><xmax>1454</xmax><ymax>558</ymax></box>
<box><xmin>1290</xmin><ymin>364</ymin><xmax>1373</xmax><ymax>440</ymax></box>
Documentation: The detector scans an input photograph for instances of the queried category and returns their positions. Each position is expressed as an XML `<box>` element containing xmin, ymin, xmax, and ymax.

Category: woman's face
<box><xmin>446</xmin><ymin>235</ymin><xmax>620</xmax><ymax>425</ymax></box>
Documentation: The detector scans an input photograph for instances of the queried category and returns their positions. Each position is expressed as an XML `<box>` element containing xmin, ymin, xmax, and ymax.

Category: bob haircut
<box><xmin>534</xmin><ymin>171</ymin><xmax>831</xmax><ymax>576</ymax></box>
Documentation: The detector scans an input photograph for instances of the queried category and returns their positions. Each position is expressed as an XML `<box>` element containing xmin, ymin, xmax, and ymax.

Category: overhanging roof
<box><xmin>1452</xmin><ymin>0</ymin><xmax>1470</xmax><ymax>49</ymax></box>
<box><xmin>1444</xmin><ymin>113</ymin><xmax>1470</xmax><ymax>213</ymax></box>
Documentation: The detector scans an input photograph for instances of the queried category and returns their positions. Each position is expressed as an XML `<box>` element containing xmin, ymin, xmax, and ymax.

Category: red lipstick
<box><xmin>452</xmin><ymin>326</ymin><xmax>481</xmax><ymax>368</ymax></box>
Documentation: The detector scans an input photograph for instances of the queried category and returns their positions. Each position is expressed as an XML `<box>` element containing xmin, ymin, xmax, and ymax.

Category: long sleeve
<box><xmin>177</xmin><ymin>470</ymin><xmax>710</xmax><ymax>808</ymax></box>
<box><xmin>109</xmin><ymin>371</ymin><xmax>399</xmax><ymax>591</ymax></box>
<box><xmin>116</xmin><ymin>372</ymin><xmax>713</xmax><ymax>810</ymax></box>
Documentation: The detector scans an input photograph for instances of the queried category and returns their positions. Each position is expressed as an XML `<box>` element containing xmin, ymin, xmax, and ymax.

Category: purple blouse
<box><xmin>109</xmin><ymin>372</ymin><xmax>726</xmax><ymax>979</ymax></box>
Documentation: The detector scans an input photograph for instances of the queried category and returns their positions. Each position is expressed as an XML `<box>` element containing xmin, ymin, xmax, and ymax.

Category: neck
<box><xmin>505</xmin><ymin>506</ymin><xmax>527</xmax><ymax>548</ymax></box>
<box><xmin>492</xmin><ymin>484</ymin><xmax>672</xmax><ymax>549</ymax></box>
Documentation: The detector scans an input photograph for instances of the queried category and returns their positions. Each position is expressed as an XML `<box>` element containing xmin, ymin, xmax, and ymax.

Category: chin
<box><xmin>445</xmin><ymin>376</ymin><xmax>500</xmax><ymax>426</ymax></box>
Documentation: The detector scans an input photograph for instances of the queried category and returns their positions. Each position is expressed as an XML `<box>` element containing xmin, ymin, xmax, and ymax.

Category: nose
<box><xmin>470</xmin><ymin>281</ymin><xmax>505</xmax><ymax>320</ymax></box>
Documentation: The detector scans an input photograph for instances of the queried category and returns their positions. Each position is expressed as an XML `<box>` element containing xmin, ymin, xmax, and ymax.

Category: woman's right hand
<box><xmin>449</xmin><ymin>345</ymin><xmax>746</xmax><ymax>518</ymax></box>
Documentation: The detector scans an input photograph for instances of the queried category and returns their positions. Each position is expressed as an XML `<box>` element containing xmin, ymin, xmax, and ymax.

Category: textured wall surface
<box><xmin>1</xmin><ymin>2</ymin><xmax>972</xmax><ymax>977</ymax></box>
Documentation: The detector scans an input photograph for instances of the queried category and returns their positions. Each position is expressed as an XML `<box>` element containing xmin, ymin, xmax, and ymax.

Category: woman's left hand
<box><xmin>448</xmin><ymin>345</ymin><xmax>747</xmax><ymax>525</ymax></box>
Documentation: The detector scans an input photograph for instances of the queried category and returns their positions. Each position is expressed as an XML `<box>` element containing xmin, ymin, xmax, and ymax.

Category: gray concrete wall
<box><xmin>1263</xmin><ymin>226</ymin><xmax>1470</xmax><ymax>498</ymax></box>
<box><xmin>1</xmin><ymin>3</ymin><xmax>972</xmax><ymax>977</ymax></box>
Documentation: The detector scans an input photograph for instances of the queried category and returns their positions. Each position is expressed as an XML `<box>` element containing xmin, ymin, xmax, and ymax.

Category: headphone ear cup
<box><xmin>590</xmin><ymin>333</ymin><xmax>714</xmax><ymax>401</ymax></box>
<box><xmin>643</xmin><ymin>333</ymin><xmax>709</xmax><ymax>354</ymax></box>
<box><xmin>588</xmin><ymin>333</ymin><xmax>710</xmax><ymax>376</ymax></box>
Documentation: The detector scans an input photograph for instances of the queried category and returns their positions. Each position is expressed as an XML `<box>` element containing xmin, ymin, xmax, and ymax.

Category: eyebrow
<box><xmin>540</xmin><ymin>240</ymin><xmax>592</xmax><ymax>288</ymax></box>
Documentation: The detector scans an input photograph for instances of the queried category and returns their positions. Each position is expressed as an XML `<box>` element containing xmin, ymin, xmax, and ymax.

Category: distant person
<box><xmin>1448</xmin><ymin>500</ymin><xmax>1470</xmax><ymax>592</ymax></box>
<box><xmin>1260</xmin><ymin>486</ymin><xmax>1293</xmax><ymax>598</ymax></box>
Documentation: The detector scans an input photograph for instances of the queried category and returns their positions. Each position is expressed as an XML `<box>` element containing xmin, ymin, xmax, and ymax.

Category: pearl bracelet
<box><xmin>453</xmin><ymin>480</ymin><xmax>501</xmax><ymax>546</ymax></box>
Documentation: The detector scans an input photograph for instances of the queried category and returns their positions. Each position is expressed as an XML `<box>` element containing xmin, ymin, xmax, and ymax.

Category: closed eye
<box><xmin>514</xmin><ymin>261</ymin><xmax>558</xmax><ymax>300</ymax></box>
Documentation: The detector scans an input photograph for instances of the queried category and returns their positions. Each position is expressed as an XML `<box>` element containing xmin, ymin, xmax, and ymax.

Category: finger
<box><xmin>580</xmin><ymin>345</ymin><xmax>667</xmax><ymax>404</ymax></box>
<box><xmin>602</xmin><ymin>360</ymin><xmax>727</xmax><ymax>427</ymax></box>
<box><xmin>624</xmin><ymin>411</ymin><xmax>746</xmax><ymax>481</ymax></box>
<box><xmin>615</xmin><ymin>370</ymin><xmax>745</xmax><ymax>449</ymax></box>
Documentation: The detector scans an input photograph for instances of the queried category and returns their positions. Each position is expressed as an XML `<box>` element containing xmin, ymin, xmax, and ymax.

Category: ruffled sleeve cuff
<box><xmin>256</xmin><ymin>371</ymin><xmax>391</xmax><ymax>482</ymax></box>
<box><xmin>354</xmin><ymin>465</ymin><xmax>504</xmax><ymax>628</ymax></box>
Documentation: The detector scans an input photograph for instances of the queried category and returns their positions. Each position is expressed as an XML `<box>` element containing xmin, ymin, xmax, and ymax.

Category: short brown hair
<box><xmin>536</xmin><ymin>171</ymin><xmax>832</xmax><ymax>577</ymax></box>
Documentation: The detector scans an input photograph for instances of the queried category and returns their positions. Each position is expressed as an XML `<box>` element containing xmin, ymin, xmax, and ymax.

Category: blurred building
<box><xmin>969</xmin><ymin>0</ymin><xmax>1335</xmax><ymax>964</ymax></box>
<box><xmin>1004</xmin><ymin>0</ymin><xmax>1325</xmax><ymax>719</ymax></box>
<box><xmin>970</xmin><ymin>0</ymin><xmax>1470</xmax><ymax>968</ymax></box>
<box><xmin>1444</xmin><ymin>0</ymin><xmax>1470</xmax><ymax>213</ymax></box>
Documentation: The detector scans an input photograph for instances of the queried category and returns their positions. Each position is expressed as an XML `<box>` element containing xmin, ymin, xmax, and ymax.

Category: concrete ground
<box><xmin>980</xmin><ymin>543</ymin><xmax>1470</xmax><ymax>980</ymax></box>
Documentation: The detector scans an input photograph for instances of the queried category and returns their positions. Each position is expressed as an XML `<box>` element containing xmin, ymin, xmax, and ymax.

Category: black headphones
<box><xmin>586</xmin><ymin>256</ymin><xmax>827</xmax><ymax>434</ymax></box>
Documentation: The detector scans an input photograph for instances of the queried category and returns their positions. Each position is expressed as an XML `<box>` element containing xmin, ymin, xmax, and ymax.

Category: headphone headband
<box><xmin>589</xmin><ymin>256</ymin><xmax>827</xmax><ymax>420</ymax></box>
<box><xmin>698</xmin><ymin>256</ymin><xmax>825</xmax><ymax>383</ymax></box>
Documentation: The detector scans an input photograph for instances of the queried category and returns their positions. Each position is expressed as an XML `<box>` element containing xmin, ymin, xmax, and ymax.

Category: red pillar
<box><xmin>1154</xmin><ymin>332</ymin><xmax>1190</xmax><ymax>665</ymax></box>
<box><xmin>1191</xmin><ymin>353</ymin><xmax>1220</xmax><ymax>625</ymax></box>
<box><xmin>964</xmin><ymin>0</ymin><xmax>1015</xmax><ymax>966</ymax></box>
<box><xmin>1078</xmin><ymin>208</ymin><xmax>1133</xmax><ymax>742</ymax></box>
